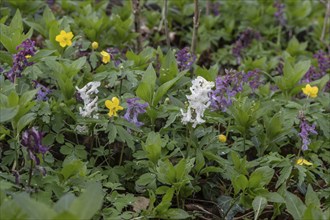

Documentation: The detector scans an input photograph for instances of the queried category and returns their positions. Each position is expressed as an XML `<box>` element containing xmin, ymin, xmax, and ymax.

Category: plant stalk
<box><xmin>132</xmin><ymin>0</ymin><xmax>142</xmax><ymax>53</ymax></box>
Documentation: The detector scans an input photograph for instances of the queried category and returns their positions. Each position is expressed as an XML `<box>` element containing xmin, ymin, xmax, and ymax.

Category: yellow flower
<box><xmin>105</xmin><ymin>97</ymin><xmax>123</xmax><ymax>117</ymax></box>
<box><xmin>302</xmin><ymin>84</ymin><xmax>318</xmax><ymax>98</ymax></box>
<box><xmin>25</xmin><ymin>55</ymin><xmax>31</xmax><ymax>59</ymax></box>
<box><xmin>296</xmin><ymin>158</ymin><xmax>313</xmax><ymax>166</ymax></box>
<box><xmin>55</xmin><ymin>30</ymin><xmax>74</xmax><ymax>47</ymax></box>
<box><xmin>218</xmin><ymin>134</ymin><xmax>227</xmax><ymax>143</ymax></box>
<box><xmin>91</xmin><ymin>41</ymin><xmax>99</xmax><ymax>49</ymax></box>
<box><xmin>101</xmin><ymin>50</ymin><xmax>110</xmax><ymax>64</ymax></box>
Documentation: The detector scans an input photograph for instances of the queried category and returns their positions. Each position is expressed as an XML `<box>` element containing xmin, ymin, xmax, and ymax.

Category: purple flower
<box><xmin>210</xmin><ymin>69</ymin><xmax>262</xmax><ymax>111</ymax></box>
<box><xmin>33</xmin><ymin>81</ymin><xmax>51</xmax><ymax>101</ymax></box>
<box><xmin>211</xmin><ymin>2</ymin><xmax>220</xmax><ymax>16</ymax></box>
<box><xmin>298</xmin><ymin>114</ymin><xmax>317</xmax><ymax>151</ymax></box>
<box><xmin>107</xmin><ymin>47</ymin><xmax>122</xmax><ymax>67</ymax></box>
<box><xmin>242</xmin><ymin>69</ymin><xmax>261</xmax><ymax>90</ymax></box>
<box><xmin>5</xmin><ymin>39</ymin><xmax>37</xmax><ymax>82</ymax></box>
<box><xmin>302</xmin><ymin>50</ymin><xmax>330</xmax><ymax>91</ymax></box>
<box><xmin>232</xmin><ymin>29</ymin><xmax>261</xmax><ymax>64</ymax></box>
<box><xmin>123</xmin><ymin>98</ymin><xmax>148</xmax><ymax>127</ymax></box>
<box><xmin>273</xmin><ymin>0</ymin><xmax>286</xmax><ymax>26</ymax></box>
<box><xmin>210</xmin><ymin>69</ymin><xmax>244</xmax><ymax>111</ymax></box>
<box><xmin>21</xmin><ymin>127</ymin><xmax>48</xmax><ymax>165</ymax></box>
<box><xmin>176</xmin><ymin>47</ymin><xmax>196</xmax><ymax>71</ymax></box>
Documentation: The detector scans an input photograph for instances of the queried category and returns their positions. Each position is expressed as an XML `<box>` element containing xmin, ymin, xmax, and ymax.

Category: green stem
<box><xmin>119</xmin><ymin>143</ymin><xmax>125</xmax><ymax>166</ymax></box>
<box><xmin>27</xmin><ymin>159</ymin><xmax>33</xmax><ymax>188</ymax></box>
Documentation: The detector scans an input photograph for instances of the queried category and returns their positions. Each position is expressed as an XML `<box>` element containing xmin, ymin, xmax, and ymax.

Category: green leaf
<box><xmin>13</xmin><ymin>193</ymin><xmax>56</xmax><ymax>219</ymax></box>
<box><xmin>285</xmin><ymin>191</ymin><xmax>306</xmax><ymax>220</ymax></box>
<box><xmin>0</xmin><ymin>106</ymin><xmax>19</xmax><ymax>123</ymax></box>
<box><xmin>233</xmin><ymin>174</ymin><xmax>248</xmax><ymax>194</ymax></box>
<box><xmin>302</xmin><ymin>205</ymin><xmax>324</xmax><ymax>220</ymax></box>
<box><xmin>275</xmin><ymin>166</ymin><xmax>292</xmax><ymax>188</ymax></box>
<box><xmin>70</xmin><ymin>182</ymin><xmax>104</xmax><ymax>220</ymax></box>
<box><xmin>159</xmin><ymin>50</ymin><xmax>179</xmax><ymax>84</ymax></box>
<box><xmin>165</xmin><ymin>208</ymin><xmax>190</xmax><ymax>219</ymax></box>
<box><xmin>249</xmin><ymin>166</ymin><xmax>274</xmax><ymax>188</ymax></box>
<box><xmin>107</xmin><ymin>123</ymin><xmax>117</xmax><ymax>144</ymax></box>
<box><xmin>155</xmin><ymin>187</ymin><xmax>174</xmax><ymax>214</ymax></box>
<box><xmin>52</xmin><ymin>211</ymin><xmax>79</xmax><ymax>220</ymax></box>
<box><xmin>252</xmin><ymin>196</ymin><xmax>267</xmax><ymax>220</ymax></box>
<box><xmin>153</xmin><ymin>71</ymin><xmax>186</xmax><ymax>107</ymax></box>
<box><xmin>53</xmin><ymin>193</ymin><xmax>75</xmax><ymax>213</ymax></box>
<box><xmin>136</xmin><ymin>173</ymin><xmax>157</xmax><ymax>186</ymax></box>
<box><xmin>143</xmin><ymin>132</ymin><xmax>162</xmax><ymax>163</ymax></box>
<box><xmin>16</xmin><ymin>113</ymin><xmax>36</xmax><ymax>134</ymax></box>
<box><xmin>305</xmin><ymin>185</ymin><xmax>320</xmax><ymax>207</ymax></box>
<box><xmin>20</xmin><ymin>90</ymin><xmax>37</xmax><ymax>106</ymax></box>
<box><xmin>136</xmin><ymin>64</ymin><xmax>156</xmax><ymax>105</ymax></box>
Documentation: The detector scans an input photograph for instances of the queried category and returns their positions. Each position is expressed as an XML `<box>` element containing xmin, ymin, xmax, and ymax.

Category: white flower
<box><xmin>76</xmin><ymin>81</ymin><xmax>100</xmax><ymax>118</ymax></box>
<box><xmin>181</xmin><ymin>76</ymin><xmax>214</xmax><ymax>128</ymax></box>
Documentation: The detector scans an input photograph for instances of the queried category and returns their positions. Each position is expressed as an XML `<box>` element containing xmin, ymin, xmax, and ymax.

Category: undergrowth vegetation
<box><xmin>0</xmin><ymin>0</ymin><xmax>329</xmax><ymax>219</ymax></box>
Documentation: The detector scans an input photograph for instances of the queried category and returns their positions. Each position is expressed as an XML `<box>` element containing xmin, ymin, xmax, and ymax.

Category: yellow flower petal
<box><xmin>296</xmin><ymin>158</ymin><xmax>313</xmax><ymax>166</ymax></box>
<box><xmin>112</xmin><ymin>97</ymin><xmax>120</xmax><ymax>106</ymax></box>
<box><xmin>67</xmin><ymin>32</ymin><xmax>74</xmax><ymax>40</ymax></box>
<box><xmin>105</xmin><ymin>100</ymin><xmax>113</xmax><ymax>110</ymax></box>
<box><xmin>60</xmin><ymin>41</ymin><xmax>67</xmax><ymax>47</ymax></box>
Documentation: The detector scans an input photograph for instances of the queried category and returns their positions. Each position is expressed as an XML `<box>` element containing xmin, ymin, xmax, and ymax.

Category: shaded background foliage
<box><xmin>0</xmin><ymin>0</ymin><xmax>329</xmax><ymax>219</ymax></box>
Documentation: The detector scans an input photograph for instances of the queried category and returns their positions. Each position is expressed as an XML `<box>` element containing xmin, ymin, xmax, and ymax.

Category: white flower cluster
<box><xmin>180</xmin><ymin>76</ymin><xmax>215</xmax><ymax>128</ymax></box>
<box><xmin>76</xmin><ymin>81</ymin><xmax>101</xmax><ymax>119</ymax></box>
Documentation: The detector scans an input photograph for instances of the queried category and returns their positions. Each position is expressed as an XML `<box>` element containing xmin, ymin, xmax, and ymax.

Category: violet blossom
<box><xmin>123</xmin><ymin>98</ymin><xmax>148</xmax><ymax>127</ymax></box>
<box><xmin>33</xmin><ymin>81</ymin><xmax>51</xmax><ymax>101</ymax></box>
<box><xmin>176</xmin><ymin>47</ymin><xmax>197</xmax><ymax>71</ymax></box>
<box><xmin>6</xmin><ymin>39</ymin><xmax>37</xmax><ymax>82</ymax></box>
<box><xmin>21</xmin><ymin>127</ymin><xmax>48</xmax><ymax>165</ymax></box>
<box><xmin>232</xmin><ymin>29</ymin><xmax>260</xmax><ymax>64</ymax></box>
<box><xmin>107</xmin><ymin>47</ymin><xmax>122</xmax><ymax>67</ymax></box>
<box><xmin>210</xmin><ymin>69</ymin><xmax>262</xmax><ymax>111</ymax></box>
<box><xmin>302</xmin><ymin>50</ymin><xmax>330</xmax><ymax>91</ymax></box>
<box><xmin>298</xmin><ymin>114</ymin><xmax>317</xmax><ymax>151</ymax></box>
<box><xmin>273</xmin><ymin>0</ymin><xmax>286</xmax><ymax>26</ymax></box>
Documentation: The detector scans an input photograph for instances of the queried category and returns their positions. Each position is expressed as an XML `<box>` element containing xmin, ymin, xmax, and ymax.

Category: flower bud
<box><xmin>91</xmin><ymin>41</ymin><xmax>99</xmax><ymax>49</ymax></box>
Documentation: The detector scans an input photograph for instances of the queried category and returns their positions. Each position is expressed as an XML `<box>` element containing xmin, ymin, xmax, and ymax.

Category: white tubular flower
<box><xmin>181</xmin><ymin>76</ymin><xmax>214</xmax><ymax>128</ymax></box>
<box><xmin>76</xmin><ymin>81</ymin><xmax>100</xmax><ymax>118</ymax></box>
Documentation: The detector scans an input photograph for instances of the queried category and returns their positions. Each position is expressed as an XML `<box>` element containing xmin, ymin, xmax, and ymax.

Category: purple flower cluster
<box><xmin>303</xmin><ymin>50</ymin><xmax>330</xmax><ymax>91</ymax></box>
<box><xmin>232</xmin><ymin>29</ymin><xmax>261</xmax><ymax>64</ymax></box>
<box><xmin>123</xmin><ymin>98</ymin><xmax>149</xmax><ymax>127</ymax></box>
<box><xmin>273</xmin><ymin>0</ymin><xmax>286</xmax><ymax>26</ymax></box>
<box><xmin>21</xmin><ymin>127</ymin><xmax>48</xmax><ymax>165</ymax></box>
<box><xmin>210</xmin><ymin>2</ymin><xmax>220</xmax><ymax>16</ymax></box>
<box><xmin>107</xmin><ymin>47</ymin><xmax>122</xmax><ymax>67</ymax></box>
<box><xmin>243</xmin><ymin>69</ymin><xmax>261</xmax><ymax>91</ymax></box>
<box><xmin>33</xmin><ymin>81</ymin><xmax>51</xmax><ymax>101</ymax></box>
<box><xmin>298</xmin><ymin>114</ymin><xmax>317</xmax><ymax>151</ymax></box>
<box><xmin>5</xmin><ymin>39</ymin><xmax>37</xmax><ymax>82</ymax></box>
<box><xmin>210</xmin><ymin>69</ymin><xmax>261</xmax><ymax>111</ymax></box>
<box><xmin>176</xmin><ymin>47</ymin><xmax>197</xmax><ymax>71</ymax></box>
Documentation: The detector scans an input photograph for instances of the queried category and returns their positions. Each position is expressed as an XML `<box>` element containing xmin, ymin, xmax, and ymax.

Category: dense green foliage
<box><xmin>0</xmin><ymin>0</ymin><xmax>329</xmax><ymax>219</ymax></box>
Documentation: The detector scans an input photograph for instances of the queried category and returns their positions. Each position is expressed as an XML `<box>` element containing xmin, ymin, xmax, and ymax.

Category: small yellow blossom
<box><xmin>105</xmin><ymin>97</ymin><xmax>123</xmax><ymax>117</ymax></box>
<box><xmin>218</xmin><ymin>134</ymin><xmax>227</xmax><ymax>143</ymax></box>
<box><xmin>91</xmin><ymin>41</ymin><xmax>99</xmax><ymax>49</ymax></box>
<box><xmin>296</xmin><ymin>158</ymin><xmax>313</xmax><ymax>166</ymax></box>
<box><xmin>25</xmin><ymin>55</ymin><xmax>31</xmax><ymax>59</ymax></box>
<box><xmin>101</xmin><ymin>50</ymin><xmax>110</xmax><ymax>64</ymax></box>
<box><xmin>55</xmin><ymin>30</ymin><xmax>74</xmax><ymax>48</ymax></box>
<box><xmin>302</xmin><ymin>84</ymin><xmax>318</xmax><ymax>98</ymax></box>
